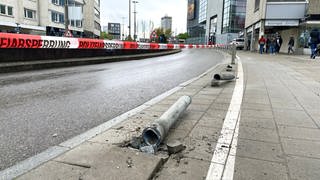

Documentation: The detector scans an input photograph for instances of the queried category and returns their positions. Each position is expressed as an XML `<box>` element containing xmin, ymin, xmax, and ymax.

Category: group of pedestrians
<box><xmin>257</xmin><ymin>29</ymin><xmax>320</xmax><ymax>58</ymax></box>
<box><xmin>258</xmin><ymin>34</ymin><xmax>284</xmax><ymax>55</ymax></box>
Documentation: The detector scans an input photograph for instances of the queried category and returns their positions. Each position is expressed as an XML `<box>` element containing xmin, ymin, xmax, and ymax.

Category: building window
<box><xmin>94</xmin><ymin>21</ymin><xmax>101</xmax><ymax>30</ymax></box>
<box><xmin>198</xmin><ymin>0</ymin><xmax>207</xmax><ymax>23</ymax></box>
<box><xmin>69</xmin><ymin>19</ymin><xmax>82</xmax><ymax>28</ymax></box>
<box><xmin>94</xmin><ymin>8</ymin><xmax>100</xmax><ymax>18</ymax></box>
<box><xmin>222</xmin><ymin>0</ymin><xmax>246</xmax><ymax>34</ymax></box>
<box><xmin>51</xmin><ymin>11</ymin><xmax>64</xmax><ymax>23</ymax></box>
<box><xmin>255</xmin><ymin>0</ymin><xmax>260</xmax><ymax>11</ymax></box>
<box><xmin>24</xmin><ymin>9</ymin><xmax>36</xmax><ymax>19</ymax></box>
<box><xmin>0</xmin><ymin>4</ymin><xmax>6</xmax><ymax>14</ymax></box>
<box><xmin>0</xmin><ymin>4</ymin><xmax>13</xmax><ymax>16</ymax></box>
<box><xmin>76</xmin><ymin>20</ymin><xmax>82</xmax><ymax>28</ymax></box>
<box><xmin>7</xmin><ymin>6</ymin><xmax>12</xmax><ymax>16</ymax></box>
<box><xmin>52</xmin><ymin>0</ymin><xmax>65</xmax><ymax>6</ymax></box>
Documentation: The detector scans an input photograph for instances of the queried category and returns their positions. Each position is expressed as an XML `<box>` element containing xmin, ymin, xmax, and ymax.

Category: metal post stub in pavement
<box><xmin>231</xmin><ymin>44</ymin><xmax>236</xmax><ymax>65</ymax></box>
<box><xmin>226</xmin><ymin>64</ymin><xmax>233</xmax><ymax>72</ymax></box>
<box><xmin>142</xmin><ymin>96</ymin><xmax>192</xmax><ymax>150</ymax></box>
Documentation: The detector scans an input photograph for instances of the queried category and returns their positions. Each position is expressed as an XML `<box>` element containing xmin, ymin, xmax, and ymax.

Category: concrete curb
<box><xmin>0</xmin><ymin>49</ymin><xmax>181</xmax><ymax>73</ymax></box>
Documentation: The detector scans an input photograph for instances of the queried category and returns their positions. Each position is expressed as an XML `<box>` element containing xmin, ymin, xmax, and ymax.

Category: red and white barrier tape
<box><xmin>0</xmin><ymin>33</ymin><xmax>216</xmax><ymax>49</ymax></box>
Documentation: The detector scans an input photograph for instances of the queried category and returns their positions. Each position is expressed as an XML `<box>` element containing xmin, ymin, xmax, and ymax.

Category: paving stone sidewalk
<box><xmin>234</xmin><ymin>52</ymin><xmax>320</xmax><ymax>180</ymax></box>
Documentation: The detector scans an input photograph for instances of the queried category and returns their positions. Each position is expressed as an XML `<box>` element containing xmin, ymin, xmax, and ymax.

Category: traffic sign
<box><xmin>64</xmin><ymin>29</ymin><xmax>73</xmax><ymax>37</ymax></box>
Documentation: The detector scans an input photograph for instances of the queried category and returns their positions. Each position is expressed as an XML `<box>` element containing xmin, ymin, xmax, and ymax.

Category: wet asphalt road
<box><xmin>0</xmin><ymin>49</ymin><xmax>224</xmax><ymax>170</ymax></box>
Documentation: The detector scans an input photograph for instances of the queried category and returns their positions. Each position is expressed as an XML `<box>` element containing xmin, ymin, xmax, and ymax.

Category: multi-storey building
<box><xmin>107</xmin><ymin>22</ymin><xmax>121</xmax><ymax>40</ymax></box>
<box><xmin>186</xmin><ymin>0</ymin><xmax>206</xmax><ymax>44</ymax></box>
<box><xmin>0</xmin><ymin>0</ymin><xmax>100</xmax><ymax>38</ymax></box>
<box><xmin>245</xmin><ymin>0</ymin><xmax>318</xmax><ymax>54</ymax></box>
<box><xmin>205</xmin><ymin>0</ymin><xmax>247</xmax><ymax>45</ymax></box>
<box><xmin>0</xmin><ymin>0</ymin><xmax>45</xmax><ymax>34</ymax></box>
<box><xmin>83</xmin><ymin>0</ymin><xmax>101</xmax><ymax>38</ymax></box>
<box><xmin>161</xmin><ymin>15</ymin><xmax>172</xmax><ymax>32</ymax></box>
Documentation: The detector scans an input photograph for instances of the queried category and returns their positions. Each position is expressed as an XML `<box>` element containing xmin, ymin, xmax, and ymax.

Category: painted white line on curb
<box><xmin>223</xmin><ymin>114</ymin><xmax>240</xmax><ymax>180</ymax></box>
<box><xmin>206</xmin><ymin>56</ymin><xmax>243</xmax><ymax>180</ymax></box>
<box><xmin>0</xmin><ymin>57</ymin><xmax>225</xmax><ymax>180</ymax></box>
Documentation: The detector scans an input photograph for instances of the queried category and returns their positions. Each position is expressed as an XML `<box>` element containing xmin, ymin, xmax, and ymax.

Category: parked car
<box><xmin>230</xmin><ymin>38</ymin><xmax>244</xmax><ymax>50</ymax></box>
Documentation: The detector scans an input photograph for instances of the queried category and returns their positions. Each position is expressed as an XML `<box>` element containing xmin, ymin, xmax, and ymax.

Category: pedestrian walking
<box><xmin>314</xmin><ymin>44</ymin><xmax>320</xmax><ymax>58</ymax></box>
<box><xmin>288</xmin><ymin>36</ymin><xmax>295</xmax><ymax>54</ymax></box>
<box><xmin>310</xmin><ymin>28</ymin><xmax>320</xmax><ymax>59</ymax></box>
<box><xmin>266</xmin><ymin>37</ymin><xmax>270</xmax><ymax>54</ymax></box>
<box><xmin>258</xmin><ymin>35</ymin><xmax>266</xmax><ymax>54</ymax></box>
<box><xmin>276</xmin><ymin>35</ymin><xmax>283</xmax><ymax>53</ymax></box>
<box><xmin>269</xmin><ymin>37</ymin><xmax>276</xmax><ymax>55</ymax></box>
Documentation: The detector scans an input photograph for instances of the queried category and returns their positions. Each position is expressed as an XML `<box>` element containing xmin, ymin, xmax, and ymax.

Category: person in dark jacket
<box><xmin>276</xmin><ymin>35</ymin><xmax>283</xmax><ymax>53</ymax></box>
<box><xmin>265</xmin><ymin>37</ymin><xmax>270</xmax><ymax>54</ymax></box>
<box><xmin>310</xmin><ymin>28</ymin><xmax>320</xmax><ymax>59</ymax></box>
<box><xmin>288</xmin><ymin>36</ymin><xmax>295</xmax><ymax>54</ymax></box>
<box><xmin>269</xmin><ymin>36</ymin><xmax>276</xmax><ymax>55</ymax></box>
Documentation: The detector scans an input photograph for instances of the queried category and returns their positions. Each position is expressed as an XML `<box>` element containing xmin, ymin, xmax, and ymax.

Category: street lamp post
<box><xmin>128</xmin><ymin>0</ymin><xmax>132</xmax><ymax>40</ymax></box>
<box><xmin>64</xmin><ymin>0</ymin><xmax>69</xmax><ymax>36</ymax></box>
<box><xmin>133</xmin><ymin>1</ymin><xmax>138</xmax><ymax>41</ymax></box>
<box><xmin>121</xmin><ymin>17</ymin><xmax>126</xmax><ymax>40</ymax></box>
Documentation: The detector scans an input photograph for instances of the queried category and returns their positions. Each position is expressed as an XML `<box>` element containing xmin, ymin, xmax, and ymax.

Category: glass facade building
<box><xmin>198</xmin><ymin>0</ymin><xmax>207</xmax><ymax>23</ymax></box>
<box><xmin>222</xmin><ymin>0</ymin><xmax>246</xmax><ymax>33</ymax></box>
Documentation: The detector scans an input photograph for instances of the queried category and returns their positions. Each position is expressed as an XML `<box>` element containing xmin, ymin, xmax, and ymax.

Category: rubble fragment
<box><xmin>166</xmin><ymin>140</ymin><xmax>185</xmax><ymax>155</ymax></box>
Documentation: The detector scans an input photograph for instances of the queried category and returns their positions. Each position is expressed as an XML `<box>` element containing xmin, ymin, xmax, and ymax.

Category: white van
<box><xmin>230</xmin><ymin>38</ymin><xmax>245</xmax><ymax>50</ymax></box>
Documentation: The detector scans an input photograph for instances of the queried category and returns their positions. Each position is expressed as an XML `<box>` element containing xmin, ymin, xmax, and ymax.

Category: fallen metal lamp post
<box><xmin>211</xmin><ymin>65</ymin><xmax>236</xmax><ymax>86</ymax></box>
<box><xmin>213</xmin><ymin>73</ymin><xmax>235</xmax><ymax>81</ymax></box>
<box><xmin>142</xmin><ymin>96</ymin><xmax>192</xmax><ymax>148</ymax></box>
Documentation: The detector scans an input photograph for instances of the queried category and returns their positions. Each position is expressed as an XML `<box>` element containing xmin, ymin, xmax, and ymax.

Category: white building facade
<box><xmin>0</xmin><ymin>0</ymin><xmax>100</xmax><ymax>37</ymax></box>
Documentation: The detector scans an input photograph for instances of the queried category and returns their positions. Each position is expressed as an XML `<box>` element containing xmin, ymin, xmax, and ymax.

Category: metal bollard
<box><xmin>231</xmin><ymin>43</ymin><xmax>236</xmax><ymax>64</ymax></box>
<box><xmin>142</xmin><ymin>96</ymin><xmax>192</xmax><ymax>147</ymax></box>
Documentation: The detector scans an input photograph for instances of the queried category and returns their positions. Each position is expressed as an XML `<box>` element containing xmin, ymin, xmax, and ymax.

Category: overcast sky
<box><xmin>100</xmin><ymin>0</ymin><xmax>187</xmax><ymax>37</ymax></box>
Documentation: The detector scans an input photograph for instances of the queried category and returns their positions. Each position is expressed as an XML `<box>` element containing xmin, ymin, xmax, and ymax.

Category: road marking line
<box><xmin>206</xmin><ymin>56</ymin><xmax>243</xmax><ymax>180</ymax></box>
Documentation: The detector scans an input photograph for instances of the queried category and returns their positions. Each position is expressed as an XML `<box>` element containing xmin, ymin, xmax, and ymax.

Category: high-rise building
<box><xmin>245</xmin><ymin>0</ymin><xmax>315</xmax><ymax>54</ymax></box>
<box><xmin>205</xmin><ymin>0</ymin><xmax>247</xmax><ymax>45</ymax></box>
<box><xmin>161</xmin><ymin>15</ymin><xmax>172</xmax><ymax>31</ymax></box>
<box><xmin>0</xmin><ymin>0</ymin><xmax>100</xmax><ymax>38</ymax></box>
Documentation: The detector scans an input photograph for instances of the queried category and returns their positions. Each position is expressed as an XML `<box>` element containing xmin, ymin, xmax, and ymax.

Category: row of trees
<box><xmin>100</xmin><ymin>28</ymin><xmax>189</xmax><ymax>43</ymax></box>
